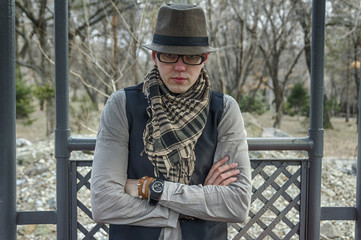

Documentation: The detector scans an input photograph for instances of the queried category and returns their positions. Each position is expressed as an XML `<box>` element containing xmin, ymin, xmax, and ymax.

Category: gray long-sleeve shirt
<box><xmin>90</xmin><ymin>89</ymin><xmax>252</xmax><ymax>239</ymax></box>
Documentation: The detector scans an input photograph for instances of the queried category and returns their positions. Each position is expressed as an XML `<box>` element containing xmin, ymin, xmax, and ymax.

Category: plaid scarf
<box><xmin>142</xmin><ymin>66</ymin><xmax>210</xmax><ymax>184</ymax></box>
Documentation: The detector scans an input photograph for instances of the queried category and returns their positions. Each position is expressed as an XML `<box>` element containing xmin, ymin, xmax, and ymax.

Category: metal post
<box><xmin>356</xmin><ymin>53</ymin><xmax>361</xmax><ymax>239</ymax></box>
<box><xmin>55</xmin><ymin>0</ymin><xmax>71</xmax><ymax>239</ymax></box>
<box><xmin>0</xmin><ymin>0</ymin><xmax>16</xmax><ymax>239</ymax></box>
<box><xmin>307</xmin><ymin>0</ymin><xmax>326</xmax><ymax>239</ymax></box>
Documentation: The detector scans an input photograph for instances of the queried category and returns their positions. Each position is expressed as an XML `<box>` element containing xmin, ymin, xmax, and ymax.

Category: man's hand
<box><xmin>204</xmin><ymin>156</ymin><xmax>240</xmax><ymax>186</ymax></box>
<box><xmin>125</xmin><ymin>179</ymin><xmax>139</xmax><ymax>197</ymax></box>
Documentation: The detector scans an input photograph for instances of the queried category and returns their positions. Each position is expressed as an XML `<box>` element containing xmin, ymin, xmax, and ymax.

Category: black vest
<box><xmin>109</xmin><ymin>83</ymin><xmax>226</xmax><ymax>240</ymax></box>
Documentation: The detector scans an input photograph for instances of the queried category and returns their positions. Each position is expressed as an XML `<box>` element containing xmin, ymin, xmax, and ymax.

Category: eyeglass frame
<box><xmin>156</xmin><ymin>52</ymin><xmax>206</xmax><ymax>66</ymax></box>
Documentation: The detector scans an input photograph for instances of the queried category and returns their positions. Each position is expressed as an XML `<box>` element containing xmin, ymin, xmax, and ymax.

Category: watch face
<box><xmin>151</xmin><ymin>180</ymin><xmax>164</xmax><ymax>193</ymax></box>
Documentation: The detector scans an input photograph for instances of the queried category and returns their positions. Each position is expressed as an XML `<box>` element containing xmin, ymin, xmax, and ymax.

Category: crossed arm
<box><xmin>125</xmin><ymin>156</ymin><xmax>241</xmax><ymax>198</ymax></box>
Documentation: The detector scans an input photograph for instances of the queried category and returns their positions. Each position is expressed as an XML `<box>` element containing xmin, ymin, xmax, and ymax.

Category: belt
<box><xmin>178</xmin><ymin>214</ymin><xmax>197</xmax><ymax>221</ymax></box>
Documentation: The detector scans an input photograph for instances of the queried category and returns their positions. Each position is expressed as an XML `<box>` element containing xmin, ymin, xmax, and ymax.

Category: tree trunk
<box><xmin>46</xmin><ymin>98</ymin><xmax>55</xmax><ymax>136</ymax></box>
<box><xmin>353</xmin><ymin>39</ymin><xmax>360</xmax><ymax>126</ymax></box>
<box><xmin>112</xmin><ymin>12</ymin><xmax>120</xmax><ymax>90</ymax></box>
<box><xmin>345</xmin><ymin>55</ymin><xmax>350</xmax><ymax>122</ymax></box>
<box><xmin>323</xmin><ymin>94</ymin><xmax>333</xmax><ymax>129</ymax></box>
<box><xmin>273</xmin><ymin>84</ymin><xmax>283</xmax><ymax>128</ymax></box>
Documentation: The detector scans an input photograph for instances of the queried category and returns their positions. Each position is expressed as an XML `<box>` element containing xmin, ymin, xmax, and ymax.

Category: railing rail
<box><xmin>0</xmin><ymin>1</ymin><xmax>16</xmax><ymax>239</ymax></box>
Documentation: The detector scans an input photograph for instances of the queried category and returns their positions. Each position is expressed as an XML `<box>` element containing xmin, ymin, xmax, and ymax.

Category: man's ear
<box><xmin>152</xmin><ymin>51</ymin><xmax>157</xmax><ymax>64</ymax></box>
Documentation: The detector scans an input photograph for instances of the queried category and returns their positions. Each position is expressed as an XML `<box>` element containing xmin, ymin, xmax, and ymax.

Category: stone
<box><xmin>16</xmin><ymin>138</ymin><xmax>32</xmax><ymax>147</ymax></box>
<box><xmin>320</xmin><ymin>222</ymin><xmax>337</xmax><ymax>239</ymax></box>
<box><xmin>262</xmin><ymin>128</ymin><xmax>291</xmax><ymax>138</ymax></box>
<box><xmin>47</xmin><ymin>197</ymin><xmax>56</xmax><ymax>209</ymax></box>
<box><xmin>16</xmin><ymin>150</ymin><xmax>47</xmax><ymax>166</ymax></box>
<box><xmin>17</xmin><ymin>178</ymin><xmax>27</xmax><ymax>185</ymax></box>
<box><xmin>351</xmin><ymin>162</ymin><xmax>357</xmax><ymax>175</ymax></box>
<box><xmin>23</xmin><ymin>225</ymin><xmax>37</xmax><ymax>234</ymax></box>
<box><xmin>25</xmin><ymin>165</ymin><xmax>50</xmax><ymax>177</ymax></box>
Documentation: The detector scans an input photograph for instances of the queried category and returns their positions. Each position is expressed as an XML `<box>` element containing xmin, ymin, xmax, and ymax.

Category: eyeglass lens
<box><xmin>157</xmin><ymin>53</ymin><xmax>204</xmax><ymax>65</ymax></box>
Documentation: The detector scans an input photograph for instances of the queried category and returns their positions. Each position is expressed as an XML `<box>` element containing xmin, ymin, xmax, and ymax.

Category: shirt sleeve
<box><xmin>159</xmin><ymin>94</ymin><xmax>252</xmax><ymax>223</ymax></box>
<box><xmin>90</xmin><ymin>89</ymin><xmax>179</xmax><ymax>228</ymax></box>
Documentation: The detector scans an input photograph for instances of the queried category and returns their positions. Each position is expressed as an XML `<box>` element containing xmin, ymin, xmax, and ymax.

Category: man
<box><xmin>91</xmin><ymin>4</ymin><xmax>251</xmax><ymax>240</ymax></box>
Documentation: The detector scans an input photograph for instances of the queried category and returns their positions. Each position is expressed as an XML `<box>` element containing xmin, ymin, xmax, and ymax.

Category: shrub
<box><xmin>239</xmin><ymin>93</ymin><xmax>267</xmax><ymax>115</ymax></box>
<box><xmin>285</xmin><ymin>83</ymin><xmax>309</xmax><ymax>117</ymax></box>
<box><xmin>16</xmin><ymin>73</ymin><xmax>34</xmax><ymax>120</ymax></box>
<box><xmin>32</xmin><ymin>83</ymin><xmax>55</xmax><ymax>111</ymax></box>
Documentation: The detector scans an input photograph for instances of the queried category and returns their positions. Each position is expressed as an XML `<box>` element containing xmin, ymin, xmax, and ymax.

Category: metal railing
<box><xmin>69</xmin><ymin>156</ymin><xmax>308</xmax><ymax>239</ymax></box>
<box><xmin>1</xmin><ymin>0</ymin><xmax>360</xmax><ymax>239</ymax></box>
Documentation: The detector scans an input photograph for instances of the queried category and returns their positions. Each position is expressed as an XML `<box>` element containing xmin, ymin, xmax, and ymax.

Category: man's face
<box><xmin>152</xmin><ymin>51</ymin><xmax>209</xmax><ymax>94</ymax></box>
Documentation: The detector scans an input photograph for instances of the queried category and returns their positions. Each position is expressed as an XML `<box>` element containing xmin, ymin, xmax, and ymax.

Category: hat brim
<box><xmin>143</xmin><ymin>43</ymin><xmax>217</xmax><ymax>55</ymax></box>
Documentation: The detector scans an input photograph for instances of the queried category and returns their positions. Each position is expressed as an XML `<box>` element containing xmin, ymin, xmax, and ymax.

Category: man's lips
<box><xmin>172</xmin><ymin>77</ymin><xmax>187</xmax><ymax>83</ymax></box>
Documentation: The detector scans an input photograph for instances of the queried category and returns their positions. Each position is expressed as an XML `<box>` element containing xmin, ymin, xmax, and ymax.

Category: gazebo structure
<box><xmin>0</xmin><ymin>0</ymin><xmax>360</xmax><ymax>239</ymax></box>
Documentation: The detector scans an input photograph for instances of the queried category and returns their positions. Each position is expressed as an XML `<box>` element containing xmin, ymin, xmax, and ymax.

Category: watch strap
<box><xmin>149</xmin><ymin>179</ymin><xmax>164</xmax><ymax>205</ymax></box>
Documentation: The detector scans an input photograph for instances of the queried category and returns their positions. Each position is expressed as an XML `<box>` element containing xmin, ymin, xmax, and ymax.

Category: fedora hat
<box><xmin>144</xmin><ymin>4</ymin><xmax>216</xmax><ymax>55</ymax></box>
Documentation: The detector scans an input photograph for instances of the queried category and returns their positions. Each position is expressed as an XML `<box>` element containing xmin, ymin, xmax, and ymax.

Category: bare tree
<box><xmin>15</xmin><ymin>0</ymin><xmax>157</xmax><ymax>135</ymax></box>
<box><xmin>204</xmin><ymin>0</ymin><xmax>266</xmax><ymax>104</ymax></box>
<box><xmin>325</xmin><ymin>0</ymin><xmax>361</xmax><ymax>123</ymax></box>
<box><xmin>16</xmin><ymin>0</ymin><xmax>359</xmax><ymax>133</ymax></box>
<box><xmin>230</xmin><ymin>1</ymin><xmax>264</xmax><ymax>103</ymax></box>
<box><xmin>258</xmin><ymin>0</ymin><xmax>304</xmax><ymax>127</ymax></box>
<box><xmin>15</xmin><ymin>0</ymin><xmax>55</xmax><ymax>135</ymax></box>
<box><xmin>292</xmin><ymin>0</ymin><xmax>312</xmax><ymax>74</ymax></box>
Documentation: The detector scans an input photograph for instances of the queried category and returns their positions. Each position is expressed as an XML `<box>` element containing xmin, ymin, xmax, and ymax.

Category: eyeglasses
<box><xmin>156</xmin><ymin>53</ymin><xmax>206</xmax><ymax>65</ymax></box>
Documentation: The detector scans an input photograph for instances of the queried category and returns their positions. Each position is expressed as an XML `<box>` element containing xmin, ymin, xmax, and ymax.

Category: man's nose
<box><xmin>174</xmin><ymin>57</ymin><xmax>186</xmax><ymax>71</ymax></box>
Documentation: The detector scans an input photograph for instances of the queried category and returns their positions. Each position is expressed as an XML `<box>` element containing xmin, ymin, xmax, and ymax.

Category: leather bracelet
<box><xmin>137</xmin><ymin>176</ymin><xmax>148</xmax><ymax>199</ymax></box>
<box><xmin>144</xmin><ymin>177</ymin><xmax>154</xmax><ymax>199</ymax></box>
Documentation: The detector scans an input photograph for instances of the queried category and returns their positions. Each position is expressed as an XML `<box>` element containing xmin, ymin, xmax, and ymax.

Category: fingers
<box><xmin>219</xmin><ymin>176</ymin><xmax>238</xmax><ymax>186</ymax></box>
<box><xmin>205</xmin><ymin>156</ymin><xmax>229</xmax><ymax>183</ymax></box>
<box><xmin>204</xmin><ymin>156</ymin><xmax>240</xmax><ymax>186</ymax></box>
<box><xmin>204</xmin><ymin>157</ymin><xmax>228</xmax><ymax>185</ymax></box>
<box><xmin>212</xmin><ymin>156</ymin><xmax>230</xmax><ymax>168</ymax></box>
<box><xmin>213</xmin><ymin>168</ymin><xmax>240</xmax><ymax>186</ymax></box>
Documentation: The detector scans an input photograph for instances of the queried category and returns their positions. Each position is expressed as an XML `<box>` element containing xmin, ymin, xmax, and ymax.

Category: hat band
<box><xmin>153</xmin><ymin>34</ymin><xmax>209</xmax><ymax>47</ymax></box>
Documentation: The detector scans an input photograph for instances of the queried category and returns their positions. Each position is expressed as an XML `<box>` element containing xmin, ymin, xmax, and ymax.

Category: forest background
<box><xmin>15</xmin><ymin>0</ymin><xmax>361</xmax><ymax>140</ymax></box>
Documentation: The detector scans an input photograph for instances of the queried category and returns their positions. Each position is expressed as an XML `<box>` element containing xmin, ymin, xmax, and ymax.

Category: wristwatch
<box><xmin>149</xmin><ymin>179</ymin><xmax>164</xmax><ymax>205</ymax></box>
